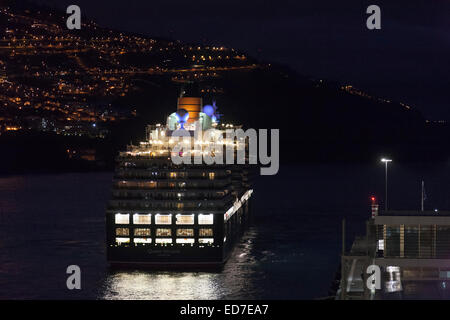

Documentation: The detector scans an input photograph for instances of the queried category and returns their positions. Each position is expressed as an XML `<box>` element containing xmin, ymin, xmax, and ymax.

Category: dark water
<box><xmin>0</xmin><ymin>163</ymin><xmax>448</xmax><ymax>299</ymax></box>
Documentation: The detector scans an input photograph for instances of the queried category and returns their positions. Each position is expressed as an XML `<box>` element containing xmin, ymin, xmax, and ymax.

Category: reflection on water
<box><xmin>100</xmin><ymin>231</ymin><xmax>259</xmax><ymax>300</ymax></box>
<box><xmin>102</xmin><ymin>271</ymin><xmax>222</xmax><ymax>300</ymax></box>
<box><xmin>1</xmin><ymin>164</ymin><xmax>447</xmax><ymax>299</ymax></box>
<box><xmin>0</xmin><ymin>169</ymin><xmax>375</xmax><ymax>299</ymax></box>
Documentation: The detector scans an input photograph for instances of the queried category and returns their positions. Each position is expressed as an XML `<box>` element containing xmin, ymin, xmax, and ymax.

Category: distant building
<box><xmin>67</xmin><ymin>148</ymin><xmax>96</xmax><ymax>162</ymax></box>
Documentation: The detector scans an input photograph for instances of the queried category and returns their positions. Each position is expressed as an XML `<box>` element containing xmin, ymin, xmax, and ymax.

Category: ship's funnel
<box><xmin>177</xmin><ymin>97</ymin><xmax>202</xmax><ymax>124</ymax></box>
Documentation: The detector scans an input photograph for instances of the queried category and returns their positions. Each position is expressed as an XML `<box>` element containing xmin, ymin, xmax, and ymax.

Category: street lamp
<box><xmin>381</xmin><ymin>158</ymin><xmax>392</xmax><ymax>211</ymax></box>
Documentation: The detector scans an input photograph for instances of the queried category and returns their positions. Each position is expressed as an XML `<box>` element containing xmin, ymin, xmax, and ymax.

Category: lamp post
<box><xmin>381</xmin><ymin>158</ymin><xmax>392</xmax><ymax>211</ymax></box>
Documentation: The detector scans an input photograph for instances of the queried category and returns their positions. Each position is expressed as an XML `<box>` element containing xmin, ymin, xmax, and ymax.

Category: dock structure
<box><xmin>340</xmin><ymin>210</ymin><xmax>450</xmax><ymax>299</ymax></box>
<box><xmin>339</xmin><ymin>221</ymin><xmax>377</xmax><ymax>300</ymax></box>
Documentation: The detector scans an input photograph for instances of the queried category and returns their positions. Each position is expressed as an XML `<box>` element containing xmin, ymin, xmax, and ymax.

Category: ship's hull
<box><xmin>106</xmin><ymin>196</ymin><xmax>252</xmax><ymax>268</ymax></box>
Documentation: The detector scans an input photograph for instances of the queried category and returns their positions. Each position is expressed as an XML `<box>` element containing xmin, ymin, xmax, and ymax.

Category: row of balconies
<box><xmin>117</xmin><ymin>156</ymin><xmax>250</xmax><ymax>169</ymax></box>
<box><xmin>113</xmin><ymin>180</ymin><xmax>231</xmax><ymax>190</ymax></box>
<box><xmin>114</xmin><ymin>170</ymin><xmax>231</xmax><ymax>180</ymax></box>
<box><xmin>108</xmin><ymin>199</ymin><xmax>232</xmax><ymax>211</ymax></box>
<box><xmin>111</xmin><ymin>190</ymin><xmax>230</xmax><ymax>200</ymax></box>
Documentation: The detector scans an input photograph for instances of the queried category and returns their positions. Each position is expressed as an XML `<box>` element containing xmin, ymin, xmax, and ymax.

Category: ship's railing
<box><xmin>110</xmin><ymin>192</ymin><xmax>234</xmax><ymax>202</ymax></box>
<box><xmin>114</xmin><ymin>171</ymin><xmax>231</xmax><ymax>180</ymax></box>
<box><xmin>107</xmin><ymin>199</ymin><xmax>232</xmax><ymax>211</ymax></box>
<box><xmin>112</xmin><ymin>180</ymin><xmax>231</xmax><ymax>189</ymax></box>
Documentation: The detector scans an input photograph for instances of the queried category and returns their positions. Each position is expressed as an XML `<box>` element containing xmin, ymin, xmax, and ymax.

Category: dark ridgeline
<box><xmin>113</xmin><ymin>65</ymin><xmax>450</xmax><ymax>166</ymax></box>
<box><xmin>0</xmin><ymin>2</ymin><xmax>449</xmax><ymax>174</ymax></box>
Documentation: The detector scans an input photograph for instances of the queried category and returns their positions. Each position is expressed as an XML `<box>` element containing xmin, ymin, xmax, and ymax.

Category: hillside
<box><xmin>0</xmin><ymin>1</ymin><xmax>448</xmax><ymax>173</ymax></box>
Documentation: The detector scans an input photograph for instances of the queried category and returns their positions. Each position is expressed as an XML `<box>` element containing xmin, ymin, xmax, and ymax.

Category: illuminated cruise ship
<box><xmin>106</xmin><ymin>92</ymin><xmax>253</xmax><ymax>267</ymax></box>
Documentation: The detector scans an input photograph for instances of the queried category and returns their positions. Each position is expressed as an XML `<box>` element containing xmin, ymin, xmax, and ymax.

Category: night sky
<box><xmin>31</xmin><ymin>0</ymin><xmax>450</xmax><ymax>120</ymax></box>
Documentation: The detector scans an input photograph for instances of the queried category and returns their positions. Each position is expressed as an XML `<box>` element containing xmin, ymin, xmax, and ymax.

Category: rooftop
<box><xmin>379</xmin><ymin>210</ymin><xmax>450</xmax><ymax>217</ymax></box>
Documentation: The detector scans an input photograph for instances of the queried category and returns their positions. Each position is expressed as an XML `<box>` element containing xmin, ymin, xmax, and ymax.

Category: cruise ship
<box><xmin>106</xmin><ymin>91</ymin><xmax>253</xmax><ymax>267</ymax></box>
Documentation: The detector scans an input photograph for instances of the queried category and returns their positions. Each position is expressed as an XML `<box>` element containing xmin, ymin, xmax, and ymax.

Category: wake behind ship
<box><xmin>106</xmin><ymin>93</ymin><xmax>253</xmax><ymax>267</ymax></box>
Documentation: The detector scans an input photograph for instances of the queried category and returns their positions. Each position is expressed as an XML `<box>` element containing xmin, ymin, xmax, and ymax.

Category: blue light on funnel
<box><xmin>175</xmin><ymin>109</ymin><xmax>189</xmax><ymax>129</ymax></box>
<box><xmin>203</xmin><ymin>105</ymin><xmax>214</xmax><ymax>117</ymax></box>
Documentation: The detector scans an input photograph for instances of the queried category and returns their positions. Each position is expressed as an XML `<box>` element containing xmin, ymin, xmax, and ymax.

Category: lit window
<box><xmin>209</xmin><ymin>172</ymin><xmax>215</xmax><ymax>180</ymax></box>
<box><xmin>134</xmin><ymin>238</ymin><xmax>152</xmax><ymax>244</ymax></box>
<box><xmin>115</xmin><ymin>213</ymin><xmax>129</xmax><ymax>224</ymax></box>
<box><xmin>199</xmin><ymin>238</ymin><xmax>214</xmax><ymax>244</ymax></box>
<box><xmin>133</xmin><ymin>214</ymin><xmax>151</xmax><ymax>224</ymax></box>
<box><xmin>156</xmin><ymin>228</ymin><xmax>172</xmax><ymax>237</ymax></box>
<box><xmin>155</xmin><ymin>214</ymin><xmax>172</xmax><ymax>224</ymax></box>
<box><xmin>176</xmin><ymin>214</ymin><xmax>194</xmax><ymax>225</ymax></box>
<box><xmin>169</xmin><ymin>172</ymin><xmax>177</xmax><ymax>178</ymax></box>
<box><xmin>137</xmin><ymin>181</ymin><xmax>156</xmax><ymax>188</ymax></box>
<box><xmin>116</xmin><ymin>228</ymin><xmax>129</xmax><ymax>236</ymax></box>
<box><xmin>116</xmin><ymin>237</ymin><xmax>130</xmax><ymax>244</ymax></box>
<box><xmin>134</xmin><ymin>228</ymin><xmax>151</xmax><ymax>236</ymax></box>
<box><xmin>155</xmin><ymin>238</ymin><xmax>172</xmax><ymax>244</ymax></box>
<box><xmin>377</xmin><ymin>239</ymin><xmax>384</xmax><ymax>251</ymax></box>
<box><xmin>176</xmin><ymin>238</ymin><xmax>195</xmax><ymax>244</ymax></box>
<box><xmin>385</xmin><ymin>266</ymin><xmax>402</xmax><ymax>293</ymax></box>
<box><xmin>198</xmin><ymin>214</ymin><xmax>214</xmax><ymax>225</ymax></box>
<box><xmin>177</xmin><ymin>229</ymin><xmax>194</xmax><ymax>237</ymax></box>
<box><xmin>199</xmin><ymin>228</ymin><xmax>213</xmax><ymax>237</ymax></box>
